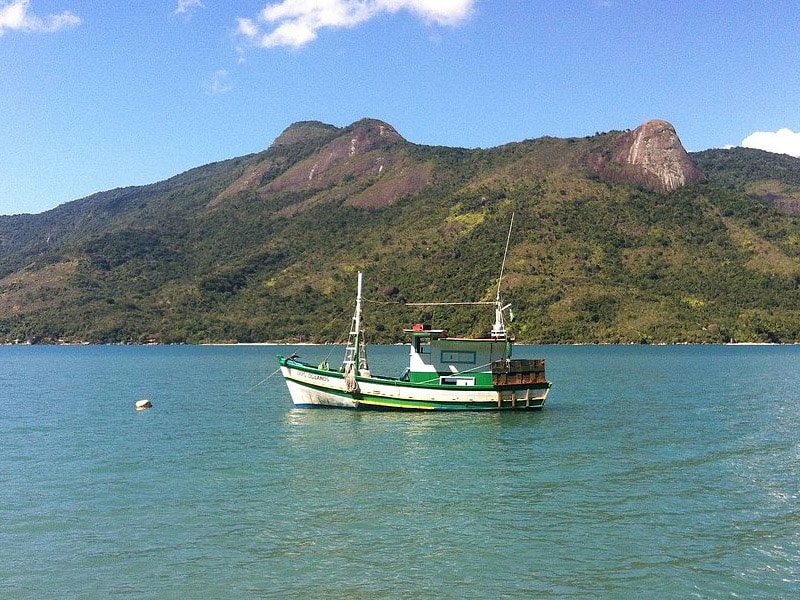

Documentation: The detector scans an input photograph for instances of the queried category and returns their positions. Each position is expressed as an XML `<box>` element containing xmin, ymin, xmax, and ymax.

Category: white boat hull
<box><xmin>282</xmin><ymin>372</ymin><xmax>359</xmax><ymax>408</ymax></box>
<box><xmin>279</xmin><ymin>363</ymin><xmax>549</xmax><ymax>411</ymax></box>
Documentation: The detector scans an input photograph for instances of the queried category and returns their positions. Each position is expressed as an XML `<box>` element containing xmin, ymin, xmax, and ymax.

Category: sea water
<box><xmin>1</xmin><ymin>344</ymin><xmax>798</xmax><ymax>599</ymax></box>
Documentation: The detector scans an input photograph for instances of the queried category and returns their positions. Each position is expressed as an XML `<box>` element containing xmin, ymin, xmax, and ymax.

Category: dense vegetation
<box><xmin>2</xmin><ymin>122</ymin><xmax>800</xmax><ymax>344</ymax></box>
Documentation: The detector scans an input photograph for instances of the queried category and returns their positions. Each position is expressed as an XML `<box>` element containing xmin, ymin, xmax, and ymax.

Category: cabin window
<box><xmin>440</xmin><ymin>350</ymin><xmax>476</xmax><ymax>365</ymax></box>
<box><xmin>440</xmin><ymin>376</ymin><xmax>476</xmax><ymax>386</ymax></box>
<box><xmin>414</xmin><ymin>338</ymin><xmax>432</xmax><ymax>355</ymax></box>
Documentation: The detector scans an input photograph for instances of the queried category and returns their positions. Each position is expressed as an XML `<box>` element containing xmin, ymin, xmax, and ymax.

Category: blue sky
<box><xmin>1</xmin><ymin>0</ymin><xmax>799</xmax><ymax>215</ymax></box>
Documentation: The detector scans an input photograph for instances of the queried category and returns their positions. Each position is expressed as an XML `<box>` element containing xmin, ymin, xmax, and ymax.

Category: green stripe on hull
<box><xmin>279</xmin><ymin>357</ymin><xmax>550</xmax><ymax>411</ymax></box>
<box><xmin>283</xmin><ymin>375</ymin><xmax>548</xmax><ymax>411</ymax></box>
<box><xmin>356</xmin><ymin>398</ymin><xmax>545</xmax><ymax>411</ymax></box>
<box><xmin>281</xmin><ymin>360</ymin><xmax>549</xmax><ymax>392</ymax></box>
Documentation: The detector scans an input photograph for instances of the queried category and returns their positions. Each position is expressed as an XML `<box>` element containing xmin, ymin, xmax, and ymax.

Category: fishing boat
<box><xmin>276</xmin><ymin>223</ymin><xmax>552</xmax><ymax>411</ymax></box>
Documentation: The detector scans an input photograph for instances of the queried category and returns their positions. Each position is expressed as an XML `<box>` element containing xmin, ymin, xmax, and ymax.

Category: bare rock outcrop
<box><xmin>210</xmin><ymin>118</ymin><xmax>429</xmax><ymax>212</ymax></box>
<box><xmin>264</xmin><ymin>119</ymin><xmax>404</xmax><ymax>192</ymax></box>
<box><xmin>590</xmin><ymin>120</ymin><xmax>706</xmax><ymax>192</ymax></box>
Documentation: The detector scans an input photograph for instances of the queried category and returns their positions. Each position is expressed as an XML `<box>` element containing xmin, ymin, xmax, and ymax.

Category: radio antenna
<box><xmin>496</xmin><ymin>212</ymin><xmax>514</xmax><ymax>302</ymax></box>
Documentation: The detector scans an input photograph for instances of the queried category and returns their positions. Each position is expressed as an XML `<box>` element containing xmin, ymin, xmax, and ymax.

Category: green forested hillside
<box><xmin>693</xmin><ymin>147</ymin><xmax>800</xmax><ymax>215</ymax></box>
<box><xmin>2</xmin><ymin>121</ymin><xmax>800</xmax><ymax>344</ymax></box>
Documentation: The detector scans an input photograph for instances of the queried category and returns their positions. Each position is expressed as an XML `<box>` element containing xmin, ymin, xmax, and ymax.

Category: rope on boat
<box><xmin>207</xmin><ymin>366</ymin><xmax>282</xmax><ymax>411</ymax></box>
<box><xmin>344</xmin><ymin>363</ymin><xmax>360</xmax><ymax>393</ymax></box>
<box><xmin>243</xmin><ymin>367</ymin><xmax>282</xmax><ymax>395</ymax></box>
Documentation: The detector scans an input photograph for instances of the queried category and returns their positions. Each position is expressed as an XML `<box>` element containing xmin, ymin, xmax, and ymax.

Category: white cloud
<box><xmin>175</xmin><ymin>0</ymin><xmax>204</xmax><ymax>16</ymax></box>
<box><xmin>741</xmin><ymin>128</ymin><xmax>800</xmax><ymax>158</ymax></box>
<box><xmin>0</xmin><ymin>0</ymin><xmax>80</xmax><ymax>35</ymax></box>
<box><xmin>208</xmin><ymin>69</ymin><xmax>232</xmax><ymax>95</ymax></box>
<box><xmin>237</xmin><ymin>0</ymin><xmax>475</xmax><ymax>49</ymax></box>
<box><xmin>381</xmin><ymin>0</ymin><xmax>475</xmax><ymax>25</ymax></box>
<box><xmin>237</xmin><ymin>17</ymin><xmax>259</xmax><ymax>38</ymax></box>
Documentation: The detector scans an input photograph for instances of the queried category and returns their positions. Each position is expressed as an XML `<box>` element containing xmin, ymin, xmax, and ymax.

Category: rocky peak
<box><xmin>262</xmin><ymin>119</ymin><xmax>405</xmax><ymax>193</ymax></box>
<box><xmin>336</xmin><ymin>118</ymin><xmax>404</xmax><ymax>155</ymax></box>
<box><xmin>271</xmin><ymin>120</ymin><xmax>340</xmax><ymax>148</ymax></box>
<box><xmin>209</xmin><ymin>118</ymin><xmax>406</xmax><ymax>207</ymax></box>
<box><xmin>272</xmin><ymin>118</ymin><xmax>402</xmax><ymax>154</ymax></box>
<box><xmin>210</xmin><ymin>117</ymin><xmax>425</xmax><ymax>211</ymax></box>
<box><xmin>591</xmin><ymin>120</ymin><xmax>706</xmax><ymax>192</ymax></box>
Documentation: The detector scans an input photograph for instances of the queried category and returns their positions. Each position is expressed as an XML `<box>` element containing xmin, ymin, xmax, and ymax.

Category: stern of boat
<box><xmin>492</xmin><ymin>358</ymin><xmax>550</xmax><ymax>409</ymax></box>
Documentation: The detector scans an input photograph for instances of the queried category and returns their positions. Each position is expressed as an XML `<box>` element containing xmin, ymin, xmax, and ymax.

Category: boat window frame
<box><xmin>439</xmin><ymin>350</ymin><xmax>477</xmax><ymax>365</ymax></box>
<box><xmin>439</xmin><ymin>376</ymin><xmax>476</xmax><ymax>387</ymax></box>
<box><xmin>411</xmin><ymin>331</ymin><xmax>441</xmax><ymax>355</ymax></box>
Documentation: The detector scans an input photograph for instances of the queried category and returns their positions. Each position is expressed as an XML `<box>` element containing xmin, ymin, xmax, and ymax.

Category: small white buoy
<box><xmin>135</xmin><ymin>399</ymin><xmax>153</xmax><ymax>411</ymax></box>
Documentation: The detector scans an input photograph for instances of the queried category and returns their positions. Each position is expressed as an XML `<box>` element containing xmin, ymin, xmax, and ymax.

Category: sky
<box><xmin>1</xmin><ymin>0</ymin><xmax>799</xmax><ymax>216</ymax></box>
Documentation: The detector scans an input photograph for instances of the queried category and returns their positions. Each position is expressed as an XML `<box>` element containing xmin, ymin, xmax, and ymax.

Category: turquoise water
<box><xmin>2</xmin><ymin>344</ymin><xmax>798</xmax><ymax>598</ymax></box>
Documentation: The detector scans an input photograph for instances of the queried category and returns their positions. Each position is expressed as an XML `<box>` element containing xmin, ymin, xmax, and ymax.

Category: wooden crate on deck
<box><xmin>492</xmin><ymin>359</ymin><xmax>547</xmax><ymax>385</ymax></box>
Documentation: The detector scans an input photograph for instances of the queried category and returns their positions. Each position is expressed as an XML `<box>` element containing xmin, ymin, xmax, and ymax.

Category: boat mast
<box><xmin>342</xmin><ymin>271</ymin><xmax>368</xmax><ymax>375</ymax></box>
<box><xmin>490</xmin><ymin>213</ymin><xmax>514</xmax><ymax>340</ymax></box>
<box><xmin>407</xmin><ymin>215</ymin><xmax>516</xmax><ymax>341</ymax></box>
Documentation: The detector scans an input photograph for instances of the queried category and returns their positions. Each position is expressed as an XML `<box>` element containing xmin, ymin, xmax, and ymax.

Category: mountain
<box><xmin>2</xmin><ymin>117</ymin><xmax>800</xmax><ymax>345</ymax></box>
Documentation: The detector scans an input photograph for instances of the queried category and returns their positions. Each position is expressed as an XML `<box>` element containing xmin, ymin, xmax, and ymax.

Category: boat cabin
<box><xmin>405</xmin><ymin>325</ymin><xmax>511</xmax><ymax>386</ymax></box>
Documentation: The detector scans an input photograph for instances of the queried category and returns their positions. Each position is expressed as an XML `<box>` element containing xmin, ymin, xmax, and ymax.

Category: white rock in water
<box><xmin>135</xmin><ymin>399</ymin><xmax>153</xmax><ymax>411</ymax></box>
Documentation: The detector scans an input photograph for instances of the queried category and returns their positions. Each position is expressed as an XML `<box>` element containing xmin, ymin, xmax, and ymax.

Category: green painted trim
<box><xmin>281</xmin><ymin>357</ymin><xmax>550</xmax><ymax>393</ymax></box>
<box><xmin>284</xmin><ymin>377</ymin><xmax>546</xmax><ymax>411</ymax></box>
<box><xmin>279</xmin><ymin>356</ymin><xmax>550</xmax><ymax>411</ymax></box>
<box><xmin>356</xmin><ymin>397</ymin><xmax>546</xmax><ymax>411</ymax></box>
